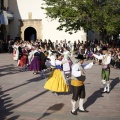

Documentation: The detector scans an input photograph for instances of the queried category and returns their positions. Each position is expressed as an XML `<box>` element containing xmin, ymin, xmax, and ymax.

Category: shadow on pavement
<box><xmin>0</xmin><ymin>87</ymin><xmax>48</xmax><ymax>119</ymax></box>
<box><xmin>84</xmin><ymin>88</ymin><xmax>103</xmax><ymax>109</ymax></box>
<box><xmin>3</xmin><ymin>75</ymin><xmax>46</xmax><ymax>93</ymax></box>
<box><xmin>110</xmin><ymin>77</ymin><xmax>120</xmax><ymax>91</ymax></box>
<box><xmin>0</xmin><ymin>86</ymin><xmax>20</xmax><ymax>120</ymax></box>
<box><xmin>37</xmin><ymin>103</ymin><xmax>64</xmax><ymax>120</ymax></box>
<box><xmin>8</xmin><ymin>90</ymin><xmax>48</xmax><ymax>111</ymax></box>
<box><xmin>84</xmin><ymin>77</ymin><xmax>120</xmax><ymax>110</ymax></box>
<box><xmin>1</xmin><ymin>72</ymin><xmax>49</xmax><ymax>119</ymax></box>
<box><xmin>7</xmin><ymin>115</ymin><xmax>20</xmax><ymax>120</ymax></box>
<box><xmin>0</xmin><ymin>64</ymin><xmax>20</xmax><ymax>77</ymax></box>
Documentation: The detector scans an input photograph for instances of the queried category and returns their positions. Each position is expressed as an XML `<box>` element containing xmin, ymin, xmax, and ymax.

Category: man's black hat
<box><xmin>102</xmin><ymin>46</ymin><xmax>107</xmax><ymax>51</ymax></box>
<box><xmin>75</xmin><ymin>54</ymin><xmax>85</xmax><ymax>60</ymax></box>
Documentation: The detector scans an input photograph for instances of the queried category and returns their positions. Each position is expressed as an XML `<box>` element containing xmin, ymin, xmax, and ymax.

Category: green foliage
<box><xmin>42</xmin><ymin>0</ymin><xmax>120</xmax><ymax>35</ymax></box>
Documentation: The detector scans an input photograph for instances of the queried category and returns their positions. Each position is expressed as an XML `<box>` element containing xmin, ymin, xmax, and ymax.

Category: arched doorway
<box><xmin>24</xmin><ymin>27</ymin><xmax>37</xmax><ymax>41</ymax></box>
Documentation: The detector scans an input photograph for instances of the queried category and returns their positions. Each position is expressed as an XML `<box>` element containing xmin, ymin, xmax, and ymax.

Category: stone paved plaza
<box><xmin>0</xmin><ymin>54</ymin><xmax>120</xmax><ymax>120</ymax></box>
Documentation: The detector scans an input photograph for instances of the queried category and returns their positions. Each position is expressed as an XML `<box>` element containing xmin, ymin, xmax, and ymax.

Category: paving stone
<box><xmin>0</xmin><ymin>54</ymin><xmax>120</xmax><ymax>120</ymax></box>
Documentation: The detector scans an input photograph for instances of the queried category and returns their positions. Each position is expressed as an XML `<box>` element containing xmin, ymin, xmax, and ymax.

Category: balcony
<box><xmin>0</xmin><ymin>10</ymin><xmax>13</xmax><ymax>25</ymax></box>
<box><xmin>6</xmin><ymin>11</ymin><xmax>13</xmax><ymax>20</ymax></box>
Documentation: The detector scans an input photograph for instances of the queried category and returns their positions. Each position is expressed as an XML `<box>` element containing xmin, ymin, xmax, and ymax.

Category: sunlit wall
<box><xmin>8</xmin><ymin>0</ymin><xmax>86</xmax><ymax>42</ymax></box>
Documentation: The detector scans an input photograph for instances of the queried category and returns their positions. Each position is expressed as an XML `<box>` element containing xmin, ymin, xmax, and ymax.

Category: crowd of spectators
<box><xmin>0</xmin><ymin>38</ymin><xmax>120</xmax><ymax>69</ymax></box>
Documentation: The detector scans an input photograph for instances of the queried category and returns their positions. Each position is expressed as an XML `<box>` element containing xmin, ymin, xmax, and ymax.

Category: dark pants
<box><xmin>72</xmin><ymin>85</ymin><xmax>85</xmax><ymax>101</ymax></box>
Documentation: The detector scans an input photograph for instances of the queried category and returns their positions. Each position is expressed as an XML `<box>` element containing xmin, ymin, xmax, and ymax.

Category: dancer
<box><xmin>62</xmin><ymin>47</ymin><xmax>73</xmax><ymax>78</ymax></box>
<box><xmin>28</xmin><ymin>47</ymin><xmax>35</xmax><ymax>65</ymax></box>
<box><xmin>19</xmin><ymin>46</ymin><xmax>28</xmax><ymax>72</ymax></box>
<box><xmin>39</xmin><ymin>46</ymin><xmax>50</xmax><ymax>78</ymax></box>
<box><xmin>47</xmin><ymin>47</ymin><xmax>53</xmax><ymax>58</ymax></box>
<box><xmin>45</xmin><ymin>50</ymin><xmax>57</xmax><ymax>71</ymax></box>
<box><xmin>71</xmin><ymin>54</ymin><xmax>95</xmax><ymax>115</ymax></box>
<box><xmin>17</xmin><ymin>43</ymin><xmax>23</xmax><ymax>66</ymax></box>
<box><xmin>93</xmin><ymin>46</ymin><xmax>111</xmax><ymax>93</ymax></box>
<box><xmin>29</xmin><ymin>46</ymin><xmax>41</xmax><ymax>75</ymax></box>
<box><xmin>44</xmin><ymin>53</ymin><xmax>70</xmax><ymax>95</ymax></box>
<box><xmin>12</xmin><ymin>42</ymin><xmax>19</xmax><ymax>61</ymax></box>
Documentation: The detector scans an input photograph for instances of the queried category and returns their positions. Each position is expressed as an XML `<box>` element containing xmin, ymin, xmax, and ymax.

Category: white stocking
<box><xmin>71</xmin><ymin>100</ymin><xmax>76</xmax><ymax>112</ymax></box>
<box><xmin>17</xmin><ymin>60</ymin><xmax>20</xmax><ymax>66</ymax></box>
<box><xmin>102</xmin><ymin>80</ymin><xmax>107</xmax><ymax>92</ymax></box>
<box><xmin>79</xmin><ymin>98</ymin><xmax>84</xmax><ymax>111</ymax></box>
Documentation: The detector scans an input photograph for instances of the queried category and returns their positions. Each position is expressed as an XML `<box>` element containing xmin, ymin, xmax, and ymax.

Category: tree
<box><xmin>42</xmin><ymin>0</ymin><xmax>120</xmax><ymax>38</ymax></box>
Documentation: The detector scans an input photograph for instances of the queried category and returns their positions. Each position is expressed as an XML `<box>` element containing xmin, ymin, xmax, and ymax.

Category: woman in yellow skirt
<box><xmin>44</xmin><ymin>53</ymin><xmax>70</xmax><ymax>95</ymax></box>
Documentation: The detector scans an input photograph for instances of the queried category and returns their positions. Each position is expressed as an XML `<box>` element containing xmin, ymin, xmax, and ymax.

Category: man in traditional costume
<box><xmin>71</xmin><ymin>54</ymin><xmax>95</xmax><ymax>115</ymax></box>
<box><xmin>93</xmin><ymin>46</ymin><xmax>111</xmax><ymax>93</ymax></box>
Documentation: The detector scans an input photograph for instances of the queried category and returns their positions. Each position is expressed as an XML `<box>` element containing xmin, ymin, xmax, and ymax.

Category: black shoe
<box><xmin>71</xmin><ymin>111</ymin><xmax>77</xmax><ymax>115</ymax></box>
<box><xmin>101</xmin><ymin>91</ymin><xmax>107</xmax><ymax>93</ymax></box>
<box><xmin>78</xmin><ymin>109</ymin><xmax>89</xmax><ymax>112</ymax></box>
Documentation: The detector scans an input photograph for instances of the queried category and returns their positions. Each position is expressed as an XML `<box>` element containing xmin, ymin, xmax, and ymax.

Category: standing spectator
<box><xmin>74</xmin><ymin>41</ymin><xmax>77</xmax><ymax>51</ymax></box>
<box><xmin>8</xmin><ymin>40</ymin><xmax>13</xmax><ymax>53</ymax></box>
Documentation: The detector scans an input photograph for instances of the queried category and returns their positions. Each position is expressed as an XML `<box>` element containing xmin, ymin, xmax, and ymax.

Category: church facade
<box><xmin>1</xmin><ymin>0</ymin><xmax>88</xmax><ymax>42</ymax></box>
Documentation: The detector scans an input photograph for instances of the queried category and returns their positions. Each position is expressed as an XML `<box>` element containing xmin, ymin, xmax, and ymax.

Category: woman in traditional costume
<box><xmin>45</xmin><ymin>50</ymin><xmax>57</xmax><ymax>71</ymax></box>
<box><xmin>17</xmin><ymin>43</ymin><xmax>23</xmax><ymax>66</ymax></box>
<box><xmin>19</xmin><ymin>46</ymin><xmax>28</xmax><ymax>71</ymax></box>
<box><xmin>28</xmin><ymin>47</ymin><xmax>35</xmax><ymax>65</ymax></box>
<box><xmin>44</xmin><ymin>53</ymin><xmax>70</xmax><ymax>95</ymax></box>
<box><xmin>12</xmin><ymin>42</ymin><xmax>19</xmax><ymax>61</ymax></box>
<box><xmin>29</xmin><ymin>46</ymin><xmax>41</xmax><ymax>74</ymax></box>
<box><xmin>62</xmin><ymin>47</ymin><xmax>73</xmax><ymax>78</ymax></box>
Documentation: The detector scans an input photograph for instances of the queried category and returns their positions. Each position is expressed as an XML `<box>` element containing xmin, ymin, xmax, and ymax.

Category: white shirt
<box><xmin>49</xmin><ymin>55</ymin><xmax>56</xmax><ymax>66</ymax></box>
<box><xmin>93</xmin><ymin>54</ymin><xmax>111</xmax><ymax>65</ymax></box>
<box><xmin>55</xmin><ymin>60</ymin><xmax>62</xmax><ymax>66</ymax></box>
<box><xmin>48</xmin><ymin>50</ymin><xmax>52</xmax><ymax>58</ymax></box>
<box><xmin>27</xmin><ymin>44</ymin><xmax>32</xmax><ymax>50</ymax></box>
<box><xmin>63</xmin><ymin>50</ymin><xmax>70</xmax><ymax>59</ymax></box>
<box><xmin>72</xmin><ymin>62</ymin><xmax>94</xmax><ymax>77</ymax></box>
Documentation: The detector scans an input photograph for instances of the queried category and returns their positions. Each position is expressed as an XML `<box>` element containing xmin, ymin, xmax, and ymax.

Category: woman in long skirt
<box><xmin>62</xmin><ymin>47</ymin><xmax>73</xmax><ymax>78</ymax></box>
<box><xmin>12</xmin><ymin>42</ymin><xmax>19</xmax><ymax>61</ymax></box>
<box><xmin>29</xmin><ymin>46</ymin><xmax>41</xmax><ymax>74</ymax></box>
<box><xmin>19</xmin><ymin>46</ymin><xmax>28</xmax><ymax>71</ymax></box>
<box><xmin>44</xmin><ymin>53</ymin><xmax>70</xmax><ymax>95</ymax></box>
